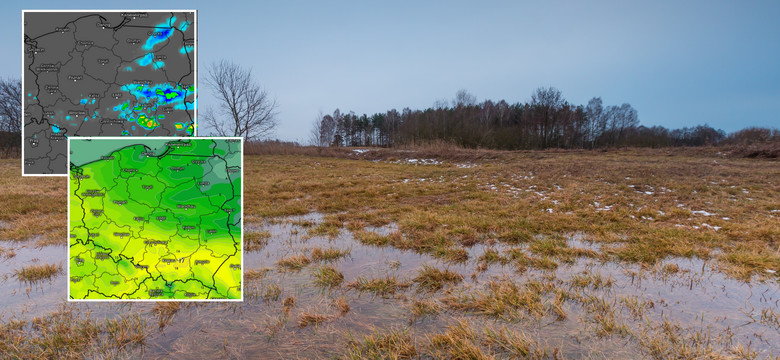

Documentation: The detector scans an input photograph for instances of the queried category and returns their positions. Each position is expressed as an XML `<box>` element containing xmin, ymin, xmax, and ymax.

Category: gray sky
<box><xmin>9</xmin><ymin>1</ymin><xmax>780</xmax><ymax>142</ymax></box>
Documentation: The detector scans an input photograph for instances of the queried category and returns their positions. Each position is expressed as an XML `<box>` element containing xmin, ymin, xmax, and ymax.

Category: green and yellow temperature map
<box><xmin>68</xmin><ymin>138</ymin><xmax>242</xmax><ymax>300</ymax></box>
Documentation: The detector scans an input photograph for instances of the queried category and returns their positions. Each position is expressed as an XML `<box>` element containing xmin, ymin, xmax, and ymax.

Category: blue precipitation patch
<box><xmin>65</xmin><ymin>115</ymin><xmax>71</xmax><ymax>120</ymax></box>
<box><xmin>143</xmin><ymin>16</ymin><xmax>176</xmax><ymax>51</ymax></box>
<box><xmin>179</xmin><ymin>21</ymin><xmax>190</xmax><ymax>31</ymax></box>
<box><xmin>80</xmin><ymin>99</ymin><xmax>88</xmax><ymax>105</ymax></box>
<box><xmin>121</xmin><ymin>83</ymin><xmax>188</xmax><ymax>106</ymax></box>
<box><xmin>125</xmin><ymin>66</ymin><xmax>133</xmax><ymax>71</ymax></box>
<box><xmin>180</xmin><ymin>45</ymin><xmax>194</xmax><ymax>54</ymax></box>
<box><xmin>112</xmin><ymin>83</ymin><xmax>193</xmax><ymax>124</ymax></box>
<box><xmin>137</xmin><ymin>53</ymin><xmax>153</xmax><ymax>67</ymax></box>
<box><xmin>52</xmin><ymin>125</ymin><xmax>60</xmax><ymax>133</ymax></box>
<box><xmin>153</xmin><ymin>61</ymin><xmax>165</xmax><ymax>69</ymax></box>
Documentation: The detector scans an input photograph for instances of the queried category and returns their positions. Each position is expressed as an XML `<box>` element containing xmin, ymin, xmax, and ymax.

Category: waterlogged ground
<box><xmin>0</xmin><ymin>150</ymin><xmax>778</xmax><ymax>359</ymax></box>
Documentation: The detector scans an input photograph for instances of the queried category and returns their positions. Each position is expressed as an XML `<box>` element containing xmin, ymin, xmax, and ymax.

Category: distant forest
<box><xmin>311</xmin><ymin>87</ymin><xmax>777</xmax><ymax>150</ymax></box>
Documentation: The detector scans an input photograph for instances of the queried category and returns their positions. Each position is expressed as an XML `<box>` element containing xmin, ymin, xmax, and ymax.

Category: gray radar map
<box><xmin>23</xmin><ymin>11</ymin><xmax>197</xmax><ymax>175</ymax></box>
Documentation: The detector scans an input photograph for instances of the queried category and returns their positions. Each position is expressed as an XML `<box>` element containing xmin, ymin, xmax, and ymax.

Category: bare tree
<box><xmin>308</xmin><ymin>111</ymin><xmax>327</xmax><ymax>146</ymax></box>
<box><xmin>0</xmin><ymin>78</ymin><xmax>21</xmax><ymax>133</ymax></box>
<box><xmin>433</xmin><ymin>98</ymin><xmax>449</xmax><ymax>110</ymax></box>
<box><xmin>454</xmin><ymin>89</ymin><xmax>476</xmax><ymax>107</ymax></box>
<box><xmin>203</xmin><ymin>60</ymin><xmax>277</xmax><ymax>141</ymax></box>
<box><xmin>585</xmin><ymin>97</ymin><xmax>604</xmax><ymax>148</ymax></box>
<box><xmin>0</xmin><ymin>78</ymin><xmax>21</xmax><ymax>157</ymax></box>
<box><xmin>530</xmin><ymin>87</ymin><xmax>564</xmax><ymax>148</ymax></box>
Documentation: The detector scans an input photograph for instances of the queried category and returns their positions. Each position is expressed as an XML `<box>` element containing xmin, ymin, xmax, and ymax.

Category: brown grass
<box><xmin>241</xmin><ymin>148</ymin><xmax>779</xmax><ymax>279</ymax></box>
<box><xmin>14</xmin><ymin>262</ymin><xmax>62</xmax><ymax>283</ymax></box>
<box><xmin>345</xmin><ymin>328</ymin><xmax>418</xmax><ymax>359</ymax></box>
<box><xmin>152</xmin><ymin>302</ymin><xmax>183</xmax><ymax>329</ymax></box>
<box><xmin>412</xmin><ymin>265</ymin><xmax>463</xmax><ymax>292</ymax></box>
<box><xmin>0</xmin><ymin>305</ymin><xmax>146</xmax><ymax>359</ymax></box>
<box><xmin>332</xmin><ymin>295</ymin><xmax>351</xmax><ymax>315</ymax></box>
<box><xmin>313</xmin><ymin>265</ymin><xmax>344</xmax><ymax>287</ymax></box>
<box><xmin>245</xmin><ymin>229</ymin><xmax>271</xmax><ymax>251</ymax></box>
<box><xmin>348</xmin><ymin>275</ymin><xmax>410</xmax><ymax>297</ymax></box>
<box><xmin>276</xmin><ymin>254</ymin><xmax>311</xmax><ymax>270</ymax></box>
<box><xmin>298</xmin><ymin>311</ymin><xmax>333</xmax><ymax>328</ymax></box>
<box><xmin>310</xmin><ymin>246</ymin><xmax>350</xmax><ymax>262</ymax></box>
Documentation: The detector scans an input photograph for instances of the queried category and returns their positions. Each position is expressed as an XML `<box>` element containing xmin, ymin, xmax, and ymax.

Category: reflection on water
<box><xmin>0</xmin><ymin>244</ymin><xmax>67</xmax><ymax>319</ymax></box>
<box><xmin>1</xmin><ymin>213</ymin><xmax>778</xmax><ymax>359</ymax></box>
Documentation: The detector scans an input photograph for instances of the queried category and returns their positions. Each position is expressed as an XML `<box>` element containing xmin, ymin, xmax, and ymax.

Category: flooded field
<box><xmin>1</xmin><ymin>213</ymin><xmax>777</xmax><ymax>358</ymax></box>
<box><xmin>1</xmin><ymin>150</ymin><xmax>778</xmax><ymax>358</ymax></box>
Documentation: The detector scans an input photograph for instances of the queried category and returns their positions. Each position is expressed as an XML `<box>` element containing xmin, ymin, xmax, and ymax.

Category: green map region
<box><xmin>68</xmin><ymin>138</ymin><xmax>242</xmax><ymax>300</ymax></box>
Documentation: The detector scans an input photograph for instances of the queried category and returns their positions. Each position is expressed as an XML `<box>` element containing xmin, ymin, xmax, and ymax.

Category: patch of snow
<box><xmin>455</xmin><ymin>163</ymin><xmax>477</xmax><ymax>169</ymax></box>
<box><xmin>701</xmin><ymin>223</ymin><xmax>721</xmax><ymax>231</ymax></box>
<box><xmin>352</xmin><ymin>149</ymin><xmax>370</xmax><ymax>154</ymax></box>
<box><xmin>692</xmin><ymin>210</ymin><xmax>715</xmax><ymax>216</ymax></box>
<box><xmin>722</xmin><ymin>217</ymin><xmax>730</xmax><ymax>221</ymax></box>
<box><xmin>546</xmin><ymin>208</ymin><xmax>553</xmax><ymax>213</ymax></box>
<box><xmin>766</xmin><ymin>269</ymin><xmax>777</xmax><ymax>274</ymax></box>
<box><xmin>391</xmin><ymin>158</ymin><xmax>442</xmax><ymax>166</ymax></box>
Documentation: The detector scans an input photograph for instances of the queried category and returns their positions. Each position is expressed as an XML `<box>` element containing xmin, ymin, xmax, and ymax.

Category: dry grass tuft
<box><xmin>276</xmin><ymin>254</ymin><xmax>311</xmax><ymax>270</ymax></box>
<box><xmin>0</xmin><ymin>305</ymin><xmax>146</xmax><ymax>359</ymax></box>
<box><xmin>282</xmin><ymin>296</ymin><xmax>296</xmax><ymax>314</ymax></box>
<box><xmin>348</xmin><ymin>275</ymin><xmax>410</xmax><ymax>297</ymax></box>
<box><xmin>410</xmin><ymin>299</ymin><xmax>441</xmax><ymax>320</ymax></box>
<box><xmin>332</xmin><ymin>295</ymin><xmax>351</xmax><ymax>315</ymax></box>
<box><xmin>152</xmin><ymin>302</ymin><xmax>184</xmax><ymax>329</ymax></box>
<box><xmin>313</xmin><ymin>265</ymin><xmax>345</xmax><ymax>287</ymax></box>
<box><xmin>443</xmin><ymin>279</ymin><xmax>554</xmax><ymax>320</ymax></box>
<box><xmin>310</xmin><ymin>246</ymin><xmax>350</xmax><ymax>262</ymax></box>
<box><xmin>412</xmin><ymin>265</ymin><xmax>463</xmax><ymax>292</ymax></box>
<box><xmin>14</xmin><ymin>262</ymin><xmax>62</xmax><ymax>283</ymax></box>
<box><xmin>298</xmin><ymin>311</ymin><xmax>333</xmax><ymax>328</ymax></box>
<box><xmin>345</xmin><ymin>328</ymin><xmax>417</xmax><ymax>359</ymax></box>
<box><xmin>569</xmin><ymin>270</ymin><xmax>614</xmax><ymax>289</ymax></box>
<box><xmin>245</xmin><ymin>267</ymin><xmax>271</xmax><ymax>281</ymax></box>
<box><xmin>245</xmin><ymin>229</ymin><xmax>271</xmax><ymax>251</ymax></box>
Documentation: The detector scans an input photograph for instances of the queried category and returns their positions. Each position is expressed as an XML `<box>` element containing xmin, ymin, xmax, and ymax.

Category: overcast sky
<box><xmin>7</xmin><ymin>1</ymin><xmax>779</xmax><ymax>141</ymax></box>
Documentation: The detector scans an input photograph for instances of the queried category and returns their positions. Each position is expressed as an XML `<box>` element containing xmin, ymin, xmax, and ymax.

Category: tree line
<box><xmin>310</xmin><ymin>87</ymin><xmax>766</xmax><ymax>150</ymax></box>
<box><xmin>0</xmin><ymin>78</ymin><xmax>21</xmax><ymax>157</ymax></box>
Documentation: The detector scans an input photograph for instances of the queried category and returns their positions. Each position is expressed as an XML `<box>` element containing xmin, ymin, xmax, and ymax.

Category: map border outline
<box><xmin>66</xmin><ymin>136</ymin><xmax>243</xmax><ymax>302</ymax></box>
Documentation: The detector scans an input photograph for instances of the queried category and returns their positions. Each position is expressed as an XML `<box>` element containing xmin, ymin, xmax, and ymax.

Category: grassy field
<box><xmin>0</xmin><ymin>148</ymin><xmax>778</xmax><ymax>358</ymax></box>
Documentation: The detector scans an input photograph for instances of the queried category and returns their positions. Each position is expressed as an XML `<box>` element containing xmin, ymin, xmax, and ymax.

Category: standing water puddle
<box><xmin>1</xmin><ymin>214</ymin><xmax>778</xmax><ymax>358</ymax></box>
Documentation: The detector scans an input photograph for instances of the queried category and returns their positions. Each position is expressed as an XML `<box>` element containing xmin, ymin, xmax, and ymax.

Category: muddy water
<box><xmin>1</xmin><ymin>214</ymin><xmax>778</xmax><ymax>359</ymax></box>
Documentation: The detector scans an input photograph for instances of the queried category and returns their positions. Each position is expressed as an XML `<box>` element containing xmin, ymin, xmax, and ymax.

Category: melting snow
<box><xmin>391</xmin><ymin>158</ymin><xmax>442</xmax><ymax>165</ymax></box>
<box><xmin>692</xmin><ymin>210</ymin><xmax>715</xmax><ymax>216</ymax></box>
<box><xmin>702</xmin><ymin>223</ymin><xmax>721</xmax><ymax>231</ymax></box>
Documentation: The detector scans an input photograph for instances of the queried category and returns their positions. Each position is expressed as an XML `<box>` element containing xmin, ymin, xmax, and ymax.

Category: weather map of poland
<box><xmin>68</xmin><ymin>138</ymin><xmax>242</xmax><ymax>300</ymax></box>
<box><xmin>23</xmin><ymin>11</ymin><xmax>197</xmax><ymax>176</ymax></box>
